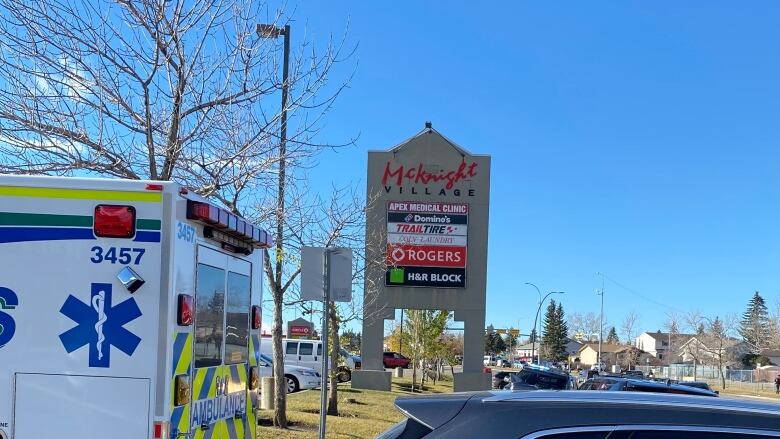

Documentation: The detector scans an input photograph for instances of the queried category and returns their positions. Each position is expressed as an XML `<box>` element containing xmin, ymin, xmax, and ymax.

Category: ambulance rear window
<box><xmin>224</xmin><ymin>272</ymin><xmax>250</xmax><ymax>364</ymax></box>
<box><xmin>194</xmin><ymin>264</ymin><xmax>225</xmax><ymax>368</ymax></box>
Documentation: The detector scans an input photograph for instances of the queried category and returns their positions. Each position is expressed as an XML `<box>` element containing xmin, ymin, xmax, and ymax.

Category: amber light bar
<box><xmin>186</xmin><ymin>200</ymin><xmax>273</xmax><ymax>248</ymax></box>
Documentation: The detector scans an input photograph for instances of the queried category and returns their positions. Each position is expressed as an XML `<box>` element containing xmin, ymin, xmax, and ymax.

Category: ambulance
<box><xmin>0</xmin><ymin>175</ymin><xmax>271</xmax><ymax>439</ymax></box>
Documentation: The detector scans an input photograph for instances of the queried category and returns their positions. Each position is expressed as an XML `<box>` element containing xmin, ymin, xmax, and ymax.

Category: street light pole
<box><xmin>524</xmin><ymin>283</ymin><xmax>542</xmax><ymax>363</ymax></box>
<box><xmin>256</xmin><ymin>21</ymin><xmax>292</xmax><ymax>429</ymax></box>
<box><xmin>535</xmin><ymin>291</ymin><xmax>564</xmax><ymax>364</ymax></box>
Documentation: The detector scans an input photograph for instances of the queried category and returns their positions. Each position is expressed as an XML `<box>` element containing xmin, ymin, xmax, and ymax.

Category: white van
<box><xmin>260</xmin><ymin>337</ymin><xmax>361</xmax><ymax>380</ymax></box>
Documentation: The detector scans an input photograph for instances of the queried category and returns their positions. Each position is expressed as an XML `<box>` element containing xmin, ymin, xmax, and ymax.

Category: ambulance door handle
<box><xmin>298</xmin><ymin>355</ymin><xmax>302</xmax><ymax>361</ymax></box>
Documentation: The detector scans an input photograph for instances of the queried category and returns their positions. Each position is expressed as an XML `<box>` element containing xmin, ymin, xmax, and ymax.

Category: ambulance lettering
<box><xmin>191</xmin><ymin>392</ymin><xmax>247</xmax><ymax>427</ymax></box>
<box><xmin>59</xmin><ymin>283</ymin><xmax>142</xmax><ymax>367</ymax></box>
<box><xmin>0</xmin><ymin>286</ymin><xmax>19</xmax><ymax>347</ymax></box>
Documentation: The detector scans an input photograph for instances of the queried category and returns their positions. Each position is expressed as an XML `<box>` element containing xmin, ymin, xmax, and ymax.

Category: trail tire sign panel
<box><xmin>385</xmin><ymin>201</ymin><xmax>467</xmax><ymax>288</ymax></box>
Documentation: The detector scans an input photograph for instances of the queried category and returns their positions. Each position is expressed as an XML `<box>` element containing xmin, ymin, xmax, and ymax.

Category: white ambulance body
<box><xmin>0</xmin><ymin>175</ymin><xmax>270</xmax><ymax>439</ymax></box>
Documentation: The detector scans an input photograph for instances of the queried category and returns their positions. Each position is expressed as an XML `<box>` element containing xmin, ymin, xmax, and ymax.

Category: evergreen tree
<box><xmin>542</xmin><ymin>300</ymin><xmax>568</xmax><ymax>362</ymax></box>
<box><xmin>740</xmin><ymin>291</ymin><xmax>770</xmax><ymax>353</ymax></box>
<box><xmin>541</xmin><ymin>300</ymin><xmax>557</xmax><ymax>361</ymax></box>
<box><xmin>697</xmin><ymin>323</ymin><xmax>706</xmax><ymax>335</ymax></box>
<box><xmin>555</xmin><ymin>303</ymin><xmax>569</xmax><ymax>361</ymax></box>
<box><xmin>607</xmin><ymin>327</ymin><xmax>619</xmax><ymax>344</ymax></box>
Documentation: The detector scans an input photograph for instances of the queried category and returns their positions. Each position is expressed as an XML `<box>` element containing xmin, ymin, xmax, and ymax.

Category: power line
<box><xmin>600</xmin><ymin>272</ymin><xmax>684</xmax><ymax>314</ymax></box>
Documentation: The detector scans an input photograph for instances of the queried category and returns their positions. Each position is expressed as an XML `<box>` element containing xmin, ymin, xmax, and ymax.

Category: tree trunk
<box><xmin>271</xmin><ymin>285</ymin><xmax>287</xmax><ymax>427</ymax></box>
<box><xmin>327</xmin><ymin>306</ymin><xmax>340</xmax><ymax>416</ymax></box>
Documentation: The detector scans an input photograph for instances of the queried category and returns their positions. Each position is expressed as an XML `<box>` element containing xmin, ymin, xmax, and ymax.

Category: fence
<box><xmin>634</xmin><ymin>365</ymin><xmax>780</xmax><ymax>394</ymax></box>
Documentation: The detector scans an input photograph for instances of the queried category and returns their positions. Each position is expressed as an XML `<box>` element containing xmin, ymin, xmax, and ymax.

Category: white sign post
<box><xmin>300</xmin><ymin>246</ymin><xmax>352</xmax><ymax>439</ymax></box>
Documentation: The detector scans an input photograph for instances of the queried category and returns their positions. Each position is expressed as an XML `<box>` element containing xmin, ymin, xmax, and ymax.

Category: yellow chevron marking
<box><xmin>0</xmin><ymin>185</ymin><xmax>162</xmax><ymax>202</ymax></box>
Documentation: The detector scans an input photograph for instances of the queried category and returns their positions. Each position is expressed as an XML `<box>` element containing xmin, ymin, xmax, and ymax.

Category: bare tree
<box><xmin>683</xmin><ymin>310</ymin><xmax>705</xmax><ymax>380</ymax></box>
<box><xmin>621</xmin><ymin>310</ymin><xmax>640</xmax><ymax>346</ymax></box>
<box><xmin>0</xmin><ymin>0</ymin><xmax>354</xmax><ymax>428</ymax></box>
<box><xmin>663</xmin><ymin>312</ymin><xmax>683</xmax><ymax>365</ymax></box>
<box><xmin>568</xmin><ymin>311</ymin><xmax>607</xmax><ymax>342</ymax></box>
<box><xmin>620</xmin><ymin>311</ymin><xmax>641</xmax><ymax>369</ymax></box>
<box><xmin>700</xmin><ymin>314</ymin><xmax>738</xmax><ymax>390</ymax></box>
<box><xmin>271</xmin><ymin>184</ymin><xmax>384</xmax><ymax>417</ymax></box>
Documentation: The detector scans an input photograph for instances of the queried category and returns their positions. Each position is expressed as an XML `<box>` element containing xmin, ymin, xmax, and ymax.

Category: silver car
<box><xmin>378</xmin><ymin>390</ymin><xmax>780</xmax><ymax>438</ymax></box>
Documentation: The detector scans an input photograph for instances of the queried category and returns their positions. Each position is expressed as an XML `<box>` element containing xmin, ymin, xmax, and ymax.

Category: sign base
<box><xmin>453</xmin><ymin>372</ymin><xmax>491</xmax><ymax>392</ymax></box>
<box><xmin>350</xmin><ymin>370</ymin><xmax>391</xmax><ymax>391</ymax></box>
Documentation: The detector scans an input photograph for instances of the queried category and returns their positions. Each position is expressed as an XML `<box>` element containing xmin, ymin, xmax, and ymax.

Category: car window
<box><xmin>384</xmin><ymin>352</ymin><xmax>392</xmax><ymax>357</ymax></box>
<box><xmin>318</xmin><ymin>344</ymin><xmax>323</xmax><ymax>356</ymax></box>
<box><xmin>531</xmin><ymin>432</ymin><xmax>611</xmax><ymax>439</ymax></box>
<box><xmin>285</xmin><ymin>342</ymin><xmax>298</xmax><ymax>355</ymax></box>
<box><xmin>194</xmin><ymin>263</ymin><xmax>225</xmax><ymax>368</ymax></box>
<box><xmin>259</xmin><ymin>353</ymin><xmax>273</xmax><ymax>367</ymax></box>
<box><xmin>223</xmin><ymin>271</ymin><xmax>250</xmax><ymax>364</ymax></box>
<box><xmin>513</xmin><ymin>369</ymin><xmax>570</xmax><ymax>390</ymax></box>
<box><xmin>625</xmin><ymin>431</ymin><xmax>780</xmax><ymax>439</ymax></box>
<box><xmin>299</xmin><ymin>342</ymin><xmax>313</xmax><ymax>356</ymax></box>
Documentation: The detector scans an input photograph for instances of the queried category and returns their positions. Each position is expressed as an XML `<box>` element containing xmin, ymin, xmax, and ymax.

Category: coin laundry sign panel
<box><xmin>386</xmin><ymin>201</ymin><xmax>468</xmax><ymax>288</ymax></box>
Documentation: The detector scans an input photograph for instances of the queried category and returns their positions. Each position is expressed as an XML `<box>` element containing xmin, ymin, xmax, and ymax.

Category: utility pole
<box><xmin>596</xmin><ymin>272</ymin><xmax>605</xmax><ymax>370</ymax></box>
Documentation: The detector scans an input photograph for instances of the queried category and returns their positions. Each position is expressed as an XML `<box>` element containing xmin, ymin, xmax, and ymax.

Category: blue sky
<box><xmin>280</xmin><ymin>1</ymin><xmax>780</xmax><ymax>337</ymax></box>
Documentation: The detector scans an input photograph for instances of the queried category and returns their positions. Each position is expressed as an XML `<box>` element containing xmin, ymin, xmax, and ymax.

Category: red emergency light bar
<box><xmin>186</xmin><ymin>200</ymin><xmax>273</xmax><ymax>248</ymax></box>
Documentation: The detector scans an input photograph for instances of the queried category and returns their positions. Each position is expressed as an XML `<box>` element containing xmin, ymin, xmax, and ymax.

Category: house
<box><xmin>635</xmin><ymin>331</ymin><xmax>693</xmax><ymax>363</ymax></box>
<box><xmin>514</xmin><ymin>338</ymin><xmax>582</xmax><ymax>363</ymax></box>
<box><xmin>761</xmin><ymin>349</ymin><xmax>780</xmax><ymax>366</ymax></box>
<box><xmin>513</xmin><ymin>342</ymin><xmax>536</xmax><ymax>361</ymax></box>
<box><xmin>579</xmin><ymin>343</ymin><xmax>629</xmax><ymax>367</ymax></box>
<box><xmin>564</xmin><ymin>338</ymin><xmax>584</xmax><ymax>358</ymax></box>
<box><xmin>677</xmin><ymin>336</ymin><xmax>748</xmax><ymax>366</ymax></box>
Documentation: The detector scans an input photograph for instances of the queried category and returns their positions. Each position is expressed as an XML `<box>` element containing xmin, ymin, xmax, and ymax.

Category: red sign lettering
<box><xmin>381</xmin><ymin>161</ymin><xmax>478</xmax><ymax>190</ymax></box>
<box><xmin>386</xmin><ymin>244</ymin><xmax>467</xmax><ymax>268</ymax></box>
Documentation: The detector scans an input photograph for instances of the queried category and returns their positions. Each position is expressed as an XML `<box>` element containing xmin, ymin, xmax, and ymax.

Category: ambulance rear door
<box><xmin>189</xmin><ymin>245</ymin><xmax>252</xmax><ymax>439</ymax></box>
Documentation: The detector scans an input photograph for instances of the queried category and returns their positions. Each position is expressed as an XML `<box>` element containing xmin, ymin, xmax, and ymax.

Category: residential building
<box><xmin>761</xmin><ymin>349</ymin><xmax>780</xmax><ymax>366</ymax></box>
<box><xmin>514</xmin><ymin>338</ymin><xmax>582</xmax><ymax>363</ymax></box>
<box><xmin>677</xmin><ymin>336</ymin><xmax>749</xmax><ymax>366</ymax></box>
<box><xmin>635</xmin><ymin>331</ymin><xmax>693</xmax><ymax>363</ymax></box>
<box><xmin>579</xmin><ymin>343</ymin><xmax>628</xmax><ymax>367</ymax></box>
<box><xmin>513</xmin><ymin>342</ymin><xmax>535</xmax><ymax>361</ymax></box>
<box><xmin>580</xmin><ymin>343</ymin><xmax>656</xmax><ymax>369</ymax></box>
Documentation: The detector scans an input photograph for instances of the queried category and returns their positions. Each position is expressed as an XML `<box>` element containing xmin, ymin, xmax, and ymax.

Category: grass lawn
<box><xmin>257</xmin><ymin>375</ymin><xmax>453</xmax><ymax>438</ymax></box>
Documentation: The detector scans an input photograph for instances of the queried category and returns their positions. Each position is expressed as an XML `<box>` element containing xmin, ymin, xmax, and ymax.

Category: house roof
<box><xmin>761</xmin><ymin>349</ymin><xmax>780</xmax><ymax>358</ymax></box>
<box><xmin>580</xmin><ymin>343</ymin><xmax>631</xmax><ymax>354</ymax></box>
<box><xmin>642</xmin><ymin>331</ymin><xmax>695</xmax><ymax>341</ymax></box>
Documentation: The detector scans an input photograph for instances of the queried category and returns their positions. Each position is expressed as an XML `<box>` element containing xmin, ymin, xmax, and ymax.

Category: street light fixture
<box><xmin>525</xmin><ymin>283</ymin><xmax>564</xmax><ymax>364</ymax></box>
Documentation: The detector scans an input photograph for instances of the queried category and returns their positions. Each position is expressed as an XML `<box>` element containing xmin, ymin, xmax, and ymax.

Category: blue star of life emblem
<box><xmin>59</xmin><ymin>283</ymin><xmax>142</xmax><ymax>368</ymax></box>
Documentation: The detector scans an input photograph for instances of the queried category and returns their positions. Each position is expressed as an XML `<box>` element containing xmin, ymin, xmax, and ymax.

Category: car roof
<box><xmin>484</xmin><ymin>390</ymin><xmax>771</xmax><ymax>412</ymax></box>
<box><xmin>583</xmin><ymin>376</ymin><xmax>715</xmax><ymax>396</ymax></box>
<box><xmin>395</xmin><ymin>390</ymin><xmax>780</xmax><ymax>436</ymax></box>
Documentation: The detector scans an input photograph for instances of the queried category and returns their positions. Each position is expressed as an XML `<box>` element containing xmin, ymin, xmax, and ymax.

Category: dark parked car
<box><xmin>622</xmin><ymin>369</ymin><xmax>644</xmax><ymax>379</ymax></box>
<box><xmin>677</xmin><ymin>380</ymin><xmax>719</xmax><ymax>394</ymax></box>
<box><xmin>504</xmin><ymin>364</ymin><xmax>576</xmax><ymax>390</ymax></box>
<box><xmin>383</xmin><ymin>351</ymin><xmax>411</xmax><ymax>368</ymax></box>
<box><xmin>578</xmin><ymin>376</ymin><xmax>718</xmax><ymax>396</ymax></box>
<box><xmin>492</xmin><ymin>371</ymin><xmax>513</xmax><ymax>389</ymax></box>
<box><xmin>377</xmin><ymin>390</ymin><xmax>780</xmax><ymax>438</ymax></box>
